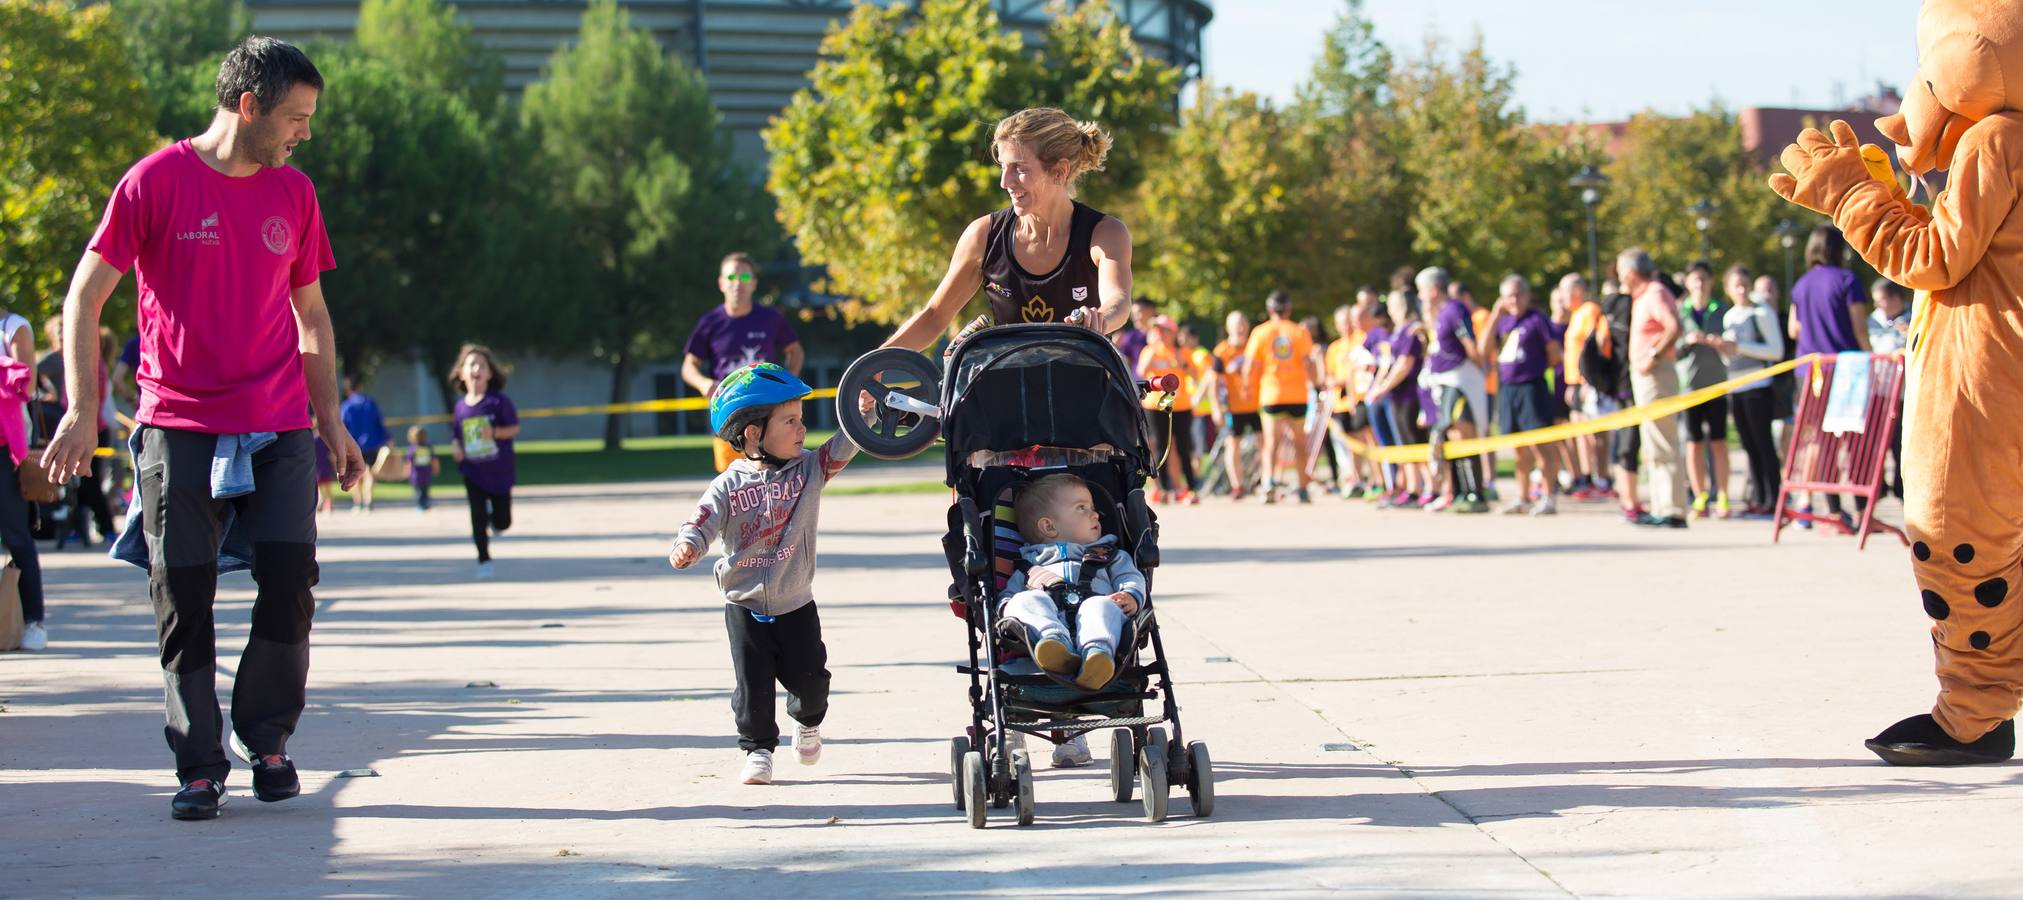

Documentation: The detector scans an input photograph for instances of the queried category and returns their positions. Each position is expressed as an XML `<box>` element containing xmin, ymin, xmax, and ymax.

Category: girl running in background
<box><xmin>450</xmin><ymin>344</ymin><xmax>519</xmax><ymax>579</ymax></box>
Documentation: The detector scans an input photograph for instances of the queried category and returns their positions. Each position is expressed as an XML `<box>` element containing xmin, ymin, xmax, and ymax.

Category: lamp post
<box><xmin>1569</xmin><ymin>165</ymin><xmax>1609</xmax><ymax>288</ymax></box>
<box><xmin>1775</xmin><ymin>217</ymin><xmax>1803</xmax><ymax>289</ymax></box>
<box><xmin>1689</xmin><ymin>196</ymin><xmax>1716</xmax><ymax>260</ymax></box>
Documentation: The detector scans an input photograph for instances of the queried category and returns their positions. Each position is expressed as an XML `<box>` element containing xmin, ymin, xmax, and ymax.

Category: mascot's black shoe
<box><xmin>1865</xmin><ymin>715</ymin><xmax>2014</xmax><ymax>766</ymax></box>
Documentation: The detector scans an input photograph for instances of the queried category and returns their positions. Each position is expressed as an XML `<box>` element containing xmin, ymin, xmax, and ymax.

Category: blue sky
<box><xmin>1202</xmin><ymin>0</ymin><xmax>1919</xmax><ymax>121</ymax></box>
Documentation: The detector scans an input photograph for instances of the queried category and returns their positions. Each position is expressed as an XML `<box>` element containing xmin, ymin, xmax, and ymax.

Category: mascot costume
<box><xmin>1772</xmin><ymin>0</ymin><xmax>2022</xmax><ymax>765</ymax></box>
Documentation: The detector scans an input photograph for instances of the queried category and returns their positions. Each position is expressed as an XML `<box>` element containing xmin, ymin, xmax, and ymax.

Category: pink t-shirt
<box><xmin>87</xmin><ymin>140</ymin><xmax>334</xmax><ymax>434</ymax></box>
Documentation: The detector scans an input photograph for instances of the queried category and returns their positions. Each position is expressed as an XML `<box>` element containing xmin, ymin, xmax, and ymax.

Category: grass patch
<box><xmin>828</xmin><ymin>479</ymin><xmax>949</xmax><ymax>496</ymax></box>
<box><xmin>334</xmin><ymin>430</ymin><xmax>919</xmax><ymax>502</ymax></box>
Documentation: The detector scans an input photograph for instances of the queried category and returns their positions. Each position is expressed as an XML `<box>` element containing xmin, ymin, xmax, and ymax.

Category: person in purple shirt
<box><xmin>1786</xmin><ymin>226</ymin><xmax>1872</xmax><ymax>528</ymax></box>
<box><xmin>450</xmin><ymin>344</ymin><xmax>518</xmax><ymax>578</ymax></box>
<box><xmin>1479</xmin><ymin>275</ymin><xmax>1562</xmax><ymax>515</ymax></box>
<box><xmin>1417</xmin><ymin>267</ymin><xmax>1490</xmax><ymax>514</ymax></box>
<box><xmin>1365</xmin><ymin>290</ymin><xmax>1431</xmax><ymax>508</ymax></box>
<box><xmin>682</xmin><ymin>252</ymin><xmax>803</xmax><ymax>473</ymax></box>
<box><xmin>1113</xmin><ymin>297</ymin><xmax>1156</xmax><ymax>364</ymax></box>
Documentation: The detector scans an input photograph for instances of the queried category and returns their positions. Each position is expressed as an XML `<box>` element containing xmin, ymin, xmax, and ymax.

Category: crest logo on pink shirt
<box><xmin>260</xmin><ymin>216</ymin><xmax>292</xmax><ymax>255</ymax></box>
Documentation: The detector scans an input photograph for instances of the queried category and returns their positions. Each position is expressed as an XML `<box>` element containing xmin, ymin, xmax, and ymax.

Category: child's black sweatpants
<box><xmin>724</xmin><ymin>601</ymin><xmax>830</xmax><ymax>753</ymax></box>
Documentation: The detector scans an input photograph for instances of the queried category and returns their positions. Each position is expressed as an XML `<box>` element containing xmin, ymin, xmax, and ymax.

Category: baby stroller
<box><xmin>838</xmin><ymin>323</ymin><xmax>1215</xmax><ymax>828</ymax></box>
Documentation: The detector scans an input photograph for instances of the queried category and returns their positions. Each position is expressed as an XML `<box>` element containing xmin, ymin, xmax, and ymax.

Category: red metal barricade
<box><xmin>1773</xmin><ymin>353</ymin><xmax>1907</xmax><ymax>549</ymax></box>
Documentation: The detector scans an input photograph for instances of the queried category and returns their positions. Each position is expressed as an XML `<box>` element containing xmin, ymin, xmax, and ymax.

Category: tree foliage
<box><xmin>765</xmin><ymin>0</ymin><xmax>1179</xmax><ymax>323</ymax></box>
<box><xmin>0</xmin><ymin>0</ymin><xmax>159</xmax><ymax>322</ymax></box>
<box><xmin>106</xmin><ymin>0</ymin><xmax>249</xmax><ymax>137</ymax></box>
<box><xmin>356</xmin><ymin>0</ymin><xmax>503</xmax><ymax>114</ymax></box>
<box><xmin>522</xmin><ymin>0</ymin><xmax>773</xmax><ymax>447</ymax></box>
<box><xmin>1600</xmin><ymin>106</ymin><xmax>1808</xmax><ymax>282</ymax></box>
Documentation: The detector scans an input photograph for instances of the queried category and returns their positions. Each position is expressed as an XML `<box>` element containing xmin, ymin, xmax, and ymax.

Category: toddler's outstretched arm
<box><xmin>672</xmin><ymin>479</ymin><xmax>729</xmax><ymax>570</ymax></box>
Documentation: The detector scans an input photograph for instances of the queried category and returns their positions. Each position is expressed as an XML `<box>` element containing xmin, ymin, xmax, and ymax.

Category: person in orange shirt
<box><xmin>1558</xmin><ymin>273</ymin><xmax>1610</xmax><ymax>499</ymax></box>
<box><xmin>1325</xmin><ymin>293</ymin><xmax>1380</xmax><ymax>496</ymax></box>
<box><xmin>1137</xmin><ymin>316</ymin><xmax>1199</xmax><ymax>504</ymax></box>
<box><xmin>1243</xmin><ymin>290</ymin><xmax>1320</xmax><ymax>503</ymax></box>
<box><xmin>1211</xmin><ymin>311</ymin><xmax>1262</xmax><ymax>499</ymax></box>
<box><xmin>1178</xmin><ymin>325</ymin><xmax>1217</xmax><ymax>481</ymax></box>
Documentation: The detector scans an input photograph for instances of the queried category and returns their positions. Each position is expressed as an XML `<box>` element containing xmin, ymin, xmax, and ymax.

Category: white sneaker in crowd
<box><xmin>476</xmin><ymin>562</ymin><xmax>495</xmax><ymax>580</ymax></box>
<box><xmin>1051</xmin><ymin>733</ymin><xmax>1093</xmax><ymax>768</ymax></box>
<box><xmin>1530</xmin><ymin>497</ymin><xmax>1559</xmax><ymax>517</ymax></box>
<box><xmin>739</xmin><ymin>749</ymin><xmax>773</xmax><ymax>785</ymax></box>
<box><xmin>795</xmin><ymin>725</ymin><xmax>822</xmax><ymax>766</ymax></box>
<box><xmin>19</xmin><ymin>622</ymin><xmax>47</xmax><ymax>651</ymax></box>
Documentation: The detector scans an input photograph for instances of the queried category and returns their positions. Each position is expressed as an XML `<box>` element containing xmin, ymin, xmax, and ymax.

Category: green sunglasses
<box><xmin>723</xmin><ymin>272</ymin><xmax>755</xmax><ymax>283</ymax></box>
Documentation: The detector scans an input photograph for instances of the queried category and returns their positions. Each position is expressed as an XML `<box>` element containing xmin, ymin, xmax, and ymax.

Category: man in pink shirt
<box><xmin>1621</xmin><ymin>247</ymin><xmax>1689</xmax><ymax>528</ymax></box>
<box><xmin>42</xmin><ymin>37</ymin><xmax>363</xmax><ymax>821</ymax></box>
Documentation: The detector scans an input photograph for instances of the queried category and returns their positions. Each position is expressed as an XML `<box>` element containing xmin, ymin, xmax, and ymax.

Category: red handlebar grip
<box><xmin>1153</xmin><ymin>374</ymin><xmax>1181</xmax><ymax>393</ymax></box>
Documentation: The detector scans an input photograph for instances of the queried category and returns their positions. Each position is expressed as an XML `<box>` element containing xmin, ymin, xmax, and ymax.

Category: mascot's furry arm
<box><xmin>1770</xmin><ymin>118</ymin><xmax>2016</xmax><ymax>293</ymax></box>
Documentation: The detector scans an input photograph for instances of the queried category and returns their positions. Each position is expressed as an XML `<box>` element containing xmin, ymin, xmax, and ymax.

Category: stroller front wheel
<box><xmin>1108</xmin><ymin>728</ymin><xmax>1135</xmax><ymax>803</ymax></box>
<box><xmin>962</xmin><ymin>750</ymin><xmax>988</xmax><ymax>829</ymax></box>
<box><xmin>949</xmin><ymin>735</ymin><xmax>971</xmax><ymax>810</ymax></box>
<box><xmin>1012</xmin><ymin>748</ymin><xmax>1035</xmax><ymax>826</ymax></box>
<box><xmin>1139</xmin><ymin>727</ymin><xmax>1170</xmax><ymax>823</ymax></box>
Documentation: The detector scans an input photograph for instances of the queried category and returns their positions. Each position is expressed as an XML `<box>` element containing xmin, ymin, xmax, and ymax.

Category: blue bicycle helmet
<box><xmin>710</xmin><ymin>362</ymin><xmax>814</xmax><ymax>447</ymax></box>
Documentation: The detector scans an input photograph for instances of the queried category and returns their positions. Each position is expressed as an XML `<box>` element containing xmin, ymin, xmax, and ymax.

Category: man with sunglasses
<box><xmin>683</xmin><ymin>252</ymin><xmax>805</xmax><ymax>472</ymax></box>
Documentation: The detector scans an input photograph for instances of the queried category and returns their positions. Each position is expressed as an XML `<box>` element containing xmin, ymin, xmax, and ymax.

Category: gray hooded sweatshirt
<box><xmin>675</xmin><ymin>433</ymin><xmax>857</xmax><ymax>616</ymax></box>
<box><xmin>998</xmin><ymin>534</ymin><xmax>1148</xmax><ymax>606</ymax></box>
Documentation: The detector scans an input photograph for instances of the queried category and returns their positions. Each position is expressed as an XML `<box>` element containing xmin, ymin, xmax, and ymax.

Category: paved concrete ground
<box><xmin>4</xmin><ymin>464</ymin><xmax>2019</xmax><ymax>897</ymax></box>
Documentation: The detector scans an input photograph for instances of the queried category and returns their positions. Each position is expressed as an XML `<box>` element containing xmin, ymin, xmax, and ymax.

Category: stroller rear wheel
<box><xmin>1186</xmin><ymin>740</ymin><xmax>1216</xmax><ymax>817</ymax></box>
<box><xmin>1012</xmin><ymin>748</ymin><xmax>1035</xmax><ymax>826</ymax></box>
<box><xmin>1139</xmin><ymin>727</ymin><xmax>1170</xmax><ymax>823</ymax></box>
<box><xmin>962</xmin><ymin>750</ymin><xmax>988</xmax><ymax>829</ymax></box>
<box><xmin>1108</xmin><ymin>728</ymin><xmax>1135</xmax><ymax>803</ymax></box>
<box><xmin>949</xmin><ymin>735</ymin><xmax>971</xmax><ymax>810</ymax></box>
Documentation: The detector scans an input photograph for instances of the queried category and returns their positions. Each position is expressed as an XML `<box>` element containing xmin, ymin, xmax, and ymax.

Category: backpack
<box><xmin>1577</xmin><ymin>293</ymin><xmax>1634</xmax><ymax>401</ymax></box>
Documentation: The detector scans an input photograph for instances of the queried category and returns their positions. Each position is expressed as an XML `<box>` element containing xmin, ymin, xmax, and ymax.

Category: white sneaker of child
<box><xmin>1050</xmin><ymin>733</ymin><xmax>1093</xmax><ymax>768</ymax></box>
<box><xmin>795</xmin><ymin>724</ymin><xmax>822</xmax><ymax>766</ymax></box>
<box><xmin>20</xmin><ymin>621</ymin><xmax>47</xmax><ymax>651</ymax></box>
<box><xmin>739</xmin><ymin>749</ymin><xmax>773</xmax><ymax>784</ymax></box>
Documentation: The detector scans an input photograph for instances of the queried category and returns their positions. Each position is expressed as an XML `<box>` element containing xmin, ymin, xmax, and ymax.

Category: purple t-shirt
<box><xmin>1361</xmin><ymin>326</ymin><xmax>1391</xmax><ymax>355</ymax></box>
<box><xmin>453</xmin><ymin>391</ymin><xmax>518</xmax><ymax>495</ymax></box>
<box><xmin>1386</xmin><ymin>323</ymin><xmax>1426</xmax><ymax>387</ymax></box>
<box><xmin>683</xmin><ymin>305</ymin><xmax>800</xmax><ymax>381</ymax></box>
<box><xmin>1792</xmin><ymin>265</ymin><xmax>1865</xmax><ymax>356</ymax></box>
<box><xmin>1493</xmin><ymin>308</ymin><xmax>1553</xmax><ymax>385</ymax></box>
<box><xmin>1115</xmin><ymin>326</ymin><xmax>1147</xmax><ymax>366</ymax></box>
<box><xmin>1426</xmin><ymin>299</ymin><xmax>1476</xmax><ymax>374</ymax></box>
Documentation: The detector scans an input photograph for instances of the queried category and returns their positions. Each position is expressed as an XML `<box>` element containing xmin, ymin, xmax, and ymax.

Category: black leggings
<box><xmin>1147</xmin><ymin>409</ymin><xmax>1199</xmax><ymax>493</ymax></box>
<box><xmin>1730</xmin><ymin>388</ymin><xmax>1781</xmax><ymax>508</ymax></box>
<box><xmin>465</xmin><ymin>484</ymin><xmax>513</xmax><ymax>562</ymax></box>
<box><xmin>0</xmin><ymin>454</ymin><xmax>45</xmax><ymax>622</ymax></box>
<box><xmin>69</xmin><ymin>428</ymin><xmax>117</xmax><ymax>542</ymax></box>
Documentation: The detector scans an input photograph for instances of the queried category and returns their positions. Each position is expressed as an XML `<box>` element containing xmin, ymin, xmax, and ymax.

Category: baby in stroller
<box><xmin>1000</xmin><ymin>473</ymin><xmax>1145</xmax><ymax>690</ymax></box>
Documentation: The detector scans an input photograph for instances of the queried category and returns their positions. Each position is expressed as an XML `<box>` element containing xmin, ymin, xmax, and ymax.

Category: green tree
<box><xmin>107</xmin><ymin>0</ymin><xmax>250</xmax><ymax>137</ymax></box>
<box><xmin>765</xmin><ymin>0</ymin><xmax>1179</xmax><ymax>323</ymax></box>
<box><xmin>1281</xmin><ymin>0</ymin><xmax>1414</xmax><ymax>302</ymax></box>
<box><xmin>1389</xmin><ymin>33</ymin><xmax>1571</xmax><ymax>297</ymax></box>
<box><xmin>355</xmin><ymin>0</ymin><xmax>503</xmax><ymax>114</ymax></box>
<box><xmin>1135</xmin><ymin>87</ymin><xmax>1301</xmax><ymax>320</ymax></box>
<box><xmin>0</xmin><ymin>0</ymin><xmax>159</xmax><ymax>323</ymax></box>
<box><xmin>522</xmin><ymin>0</ymin><xmax>773</xmax><ymax>449</ymax></box>
<box><xmin>1600</xmin><ymin>105</ymin><xmax>1803</xmax><ymax>281</ymax></box>
<box><xmin>284</xmin><ymin>47</ymin><xmax>504</xmax><ymax>392</ymax></box>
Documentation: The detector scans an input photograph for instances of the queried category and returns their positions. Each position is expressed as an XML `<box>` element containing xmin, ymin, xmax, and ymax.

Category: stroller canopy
<box><xmin>942</xmin><ymin>324</ymin><xmax>1152</xmax><ymax>481</ymax></box>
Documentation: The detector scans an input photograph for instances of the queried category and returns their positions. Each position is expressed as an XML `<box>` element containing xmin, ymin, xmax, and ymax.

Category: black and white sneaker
<box><xmin>171</xmin><ymin>779</ymin><xmax>227</xmax><ymax>820</ymax></box>
<box><xmin>248</xmin><ymin>753</ymin><xmax>300</xmax><ymax>802</ymax></box>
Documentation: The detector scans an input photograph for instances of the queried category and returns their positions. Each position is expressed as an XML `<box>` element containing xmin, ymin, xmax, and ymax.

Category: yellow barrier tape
<box><xmin>384</xmin><ymin>388</ymin><xmax>843</xmax><ymax>428</ymax></box>
<box><xmin>1344</xmin><ymin>354</ymin><xmax>1821</xmax><ymax>465</ymax></box>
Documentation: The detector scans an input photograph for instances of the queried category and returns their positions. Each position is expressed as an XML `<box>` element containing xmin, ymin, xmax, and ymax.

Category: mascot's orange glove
<box><xmin>1769</xmin><ymin>119</ymin><xmax>1875</xmax><ymax>218</ymax></box>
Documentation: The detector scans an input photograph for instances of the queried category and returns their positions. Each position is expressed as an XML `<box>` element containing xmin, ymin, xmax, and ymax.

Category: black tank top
<box><xmin>979</xmin><ymin>201</ymin><xmax>1106</xmax><ymax>325</ymax></box>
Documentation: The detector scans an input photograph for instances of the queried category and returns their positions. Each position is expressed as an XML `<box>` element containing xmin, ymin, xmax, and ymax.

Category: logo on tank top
<box><xmin>260</xmin><ymin>216</ymin><xmax>292</xmax><ymax>255</ymax></box>
<box><xmin>1072</xmin><ymin>286</ymin><xmax>1089</xmax><ymax>303</ymax></box>
<box><xmin>1272</xmin><ymin>335</ymin><xmax>1294</xmax><ymax>360</ymax></box>
<box><xmin>1021</xmin><ymin>296</ymin><xmax>1052</xmax><ymax>322</ymax></box>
